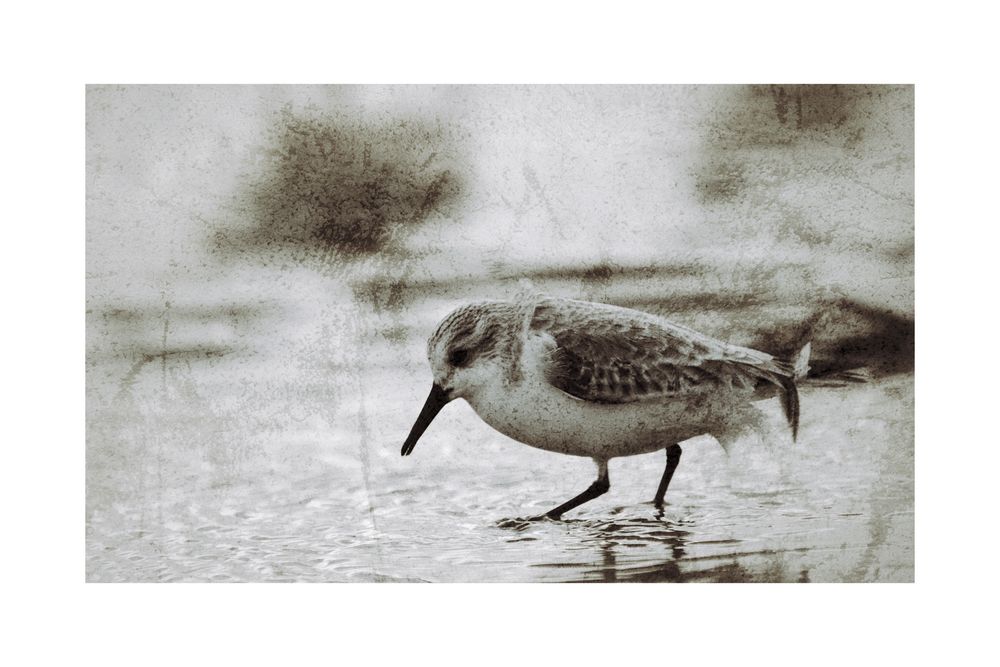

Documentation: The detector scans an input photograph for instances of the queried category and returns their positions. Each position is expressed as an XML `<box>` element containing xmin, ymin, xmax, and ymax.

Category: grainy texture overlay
<box><xmin>87</xmin><ymin>85</ymin><xmax>913</xmax><ymax>582</ymax></box>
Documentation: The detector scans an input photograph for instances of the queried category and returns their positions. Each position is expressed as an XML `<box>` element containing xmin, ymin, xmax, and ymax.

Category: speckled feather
<box><xmin>528</xmin><ymin>296</ymin><xmax>801</xmax><ymax>437</ymax></box>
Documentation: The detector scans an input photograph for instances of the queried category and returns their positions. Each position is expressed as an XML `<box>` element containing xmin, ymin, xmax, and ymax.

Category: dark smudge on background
<box><xmin>214</xmin><ymin>107</ymin><xmax>464</xmax><ymax>268</ymax></box>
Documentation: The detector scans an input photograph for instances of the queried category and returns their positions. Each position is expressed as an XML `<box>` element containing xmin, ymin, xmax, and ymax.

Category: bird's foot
<box><xmin>496</xmin><ymin>514</ymin><xmax>559</xmax><ymax>531</ymax></box>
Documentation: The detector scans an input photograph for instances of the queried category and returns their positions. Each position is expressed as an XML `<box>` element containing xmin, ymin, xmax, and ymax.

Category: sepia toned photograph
<box><xmin>86</xmin><ymin>84</ymin><xmax>913</xmax><ymax>583</ymax></box>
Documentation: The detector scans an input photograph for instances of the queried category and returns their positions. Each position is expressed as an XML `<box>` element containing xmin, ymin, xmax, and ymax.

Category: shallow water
<box><xmin>86</xmin><ymin>291</ymin><xmax>913</xmax><ymax>582</ymax></box>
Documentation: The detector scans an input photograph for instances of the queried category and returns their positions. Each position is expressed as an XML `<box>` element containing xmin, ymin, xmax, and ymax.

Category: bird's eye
<box><xmin>449</xmin><ymin>348</ymin><xmax>470</xmax><ymax>367</ymax></box>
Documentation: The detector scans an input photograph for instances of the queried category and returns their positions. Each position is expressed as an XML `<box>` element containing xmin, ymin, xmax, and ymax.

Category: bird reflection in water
<box><xmin>578</xmin><ymin>511</ymin><xmax>692</xmax><ymax>583</ymax></box>
<box><xmin>499</xmin><ymin>507</ymin><xmax>695</xmax><ymax>582</ymax></box>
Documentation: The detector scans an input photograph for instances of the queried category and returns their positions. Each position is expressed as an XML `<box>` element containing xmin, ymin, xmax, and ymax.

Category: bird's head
<box><xmin>400</xmin><ymin>301</ymin><xmax>512</xmax><ymax>456</ymax></box>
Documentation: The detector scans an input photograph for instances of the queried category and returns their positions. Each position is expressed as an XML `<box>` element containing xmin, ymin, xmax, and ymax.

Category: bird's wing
<box><xmin>529</xmin><ymin>296</ymin><xmax>792</xmax><ymax>404</ymax></box>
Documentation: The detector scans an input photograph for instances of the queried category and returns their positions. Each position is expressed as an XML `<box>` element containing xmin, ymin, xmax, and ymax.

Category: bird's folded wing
<box><xmin>530</xmin><ymin>297</ymin><xmax>788</xmax><ymax>404</ymax></box>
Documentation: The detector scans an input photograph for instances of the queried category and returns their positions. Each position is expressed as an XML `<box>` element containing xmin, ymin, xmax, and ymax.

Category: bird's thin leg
<box><xmin>544</xmin><ymin>460</ymin><xmax>610</xmax><ymax>520</ymax></box>
<box><xmin>653</xmin><ymin>444</ymin><xmax>683</xmax><ymax>507</ymax></box>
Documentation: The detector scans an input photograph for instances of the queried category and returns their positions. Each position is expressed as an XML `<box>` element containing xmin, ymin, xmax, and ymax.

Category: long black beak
<box><xmin>401</xmin><ymin>383</ymin><xmax>451</xmax><ymax>456</ymax></box>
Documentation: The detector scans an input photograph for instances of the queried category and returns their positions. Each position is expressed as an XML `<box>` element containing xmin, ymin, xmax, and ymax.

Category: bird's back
<box><xmin>526</xmin><ymin>296</ymin><xmax>804</xmax><ymax>438</ymax></box>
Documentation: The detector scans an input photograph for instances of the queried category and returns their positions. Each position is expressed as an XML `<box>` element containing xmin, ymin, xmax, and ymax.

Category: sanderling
<box><xmin>401</xmin><ymin>294</ymin><xmax>810</xmax><ymax>519</ymax></box>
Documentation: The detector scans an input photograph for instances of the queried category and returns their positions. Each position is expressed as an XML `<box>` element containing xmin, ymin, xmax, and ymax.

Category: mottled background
<box><xmin>86</xmin><ymin>85</ymin><xmax>913</xmax><ymax>582</ymax></box>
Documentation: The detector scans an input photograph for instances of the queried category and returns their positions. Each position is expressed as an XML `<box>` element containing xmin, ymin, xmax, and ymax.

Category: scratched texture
<box><xmin>86</xmin><ymin>85</ymin><xmax>913</xmax><ymax>582</ymax></box>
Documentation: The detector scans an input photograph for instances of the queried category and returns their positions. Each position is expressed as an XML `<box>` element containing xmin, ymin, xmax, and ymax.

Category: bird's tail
<box><xmin>778</xmin><ymin>377</ymin><xmax>800</xmax><ymax>442</ymax></box>
<box><xmin>777</xmin><ymin>342</ymin><xmax>811</xmax><ymax>442</ymax></box>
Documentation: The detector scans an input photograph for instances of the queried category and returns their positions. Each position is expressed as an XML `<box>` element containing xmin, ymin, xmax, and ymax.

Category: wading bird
<box><xmin>401</xmin><ymin>295</ymin><xmax>809</xmax><ymax>519</ymax></box>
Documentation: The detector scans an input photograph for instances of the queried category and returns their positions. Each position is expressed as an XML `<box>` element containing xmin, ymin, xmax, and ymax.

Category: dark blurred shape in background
<box><xmin>215</xmin><ymin>108</ymin><xmax>463</xmax><ymax>262</ymax></box>
<box><xmin>695</xmin><ymin>85</ymin><xmax>912</xmax><ymax>258</ymax></box>
<box><xmin>748</xmin><ymin>298</ymin><xmax>914</xmax><ymax>377</ymax></box>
